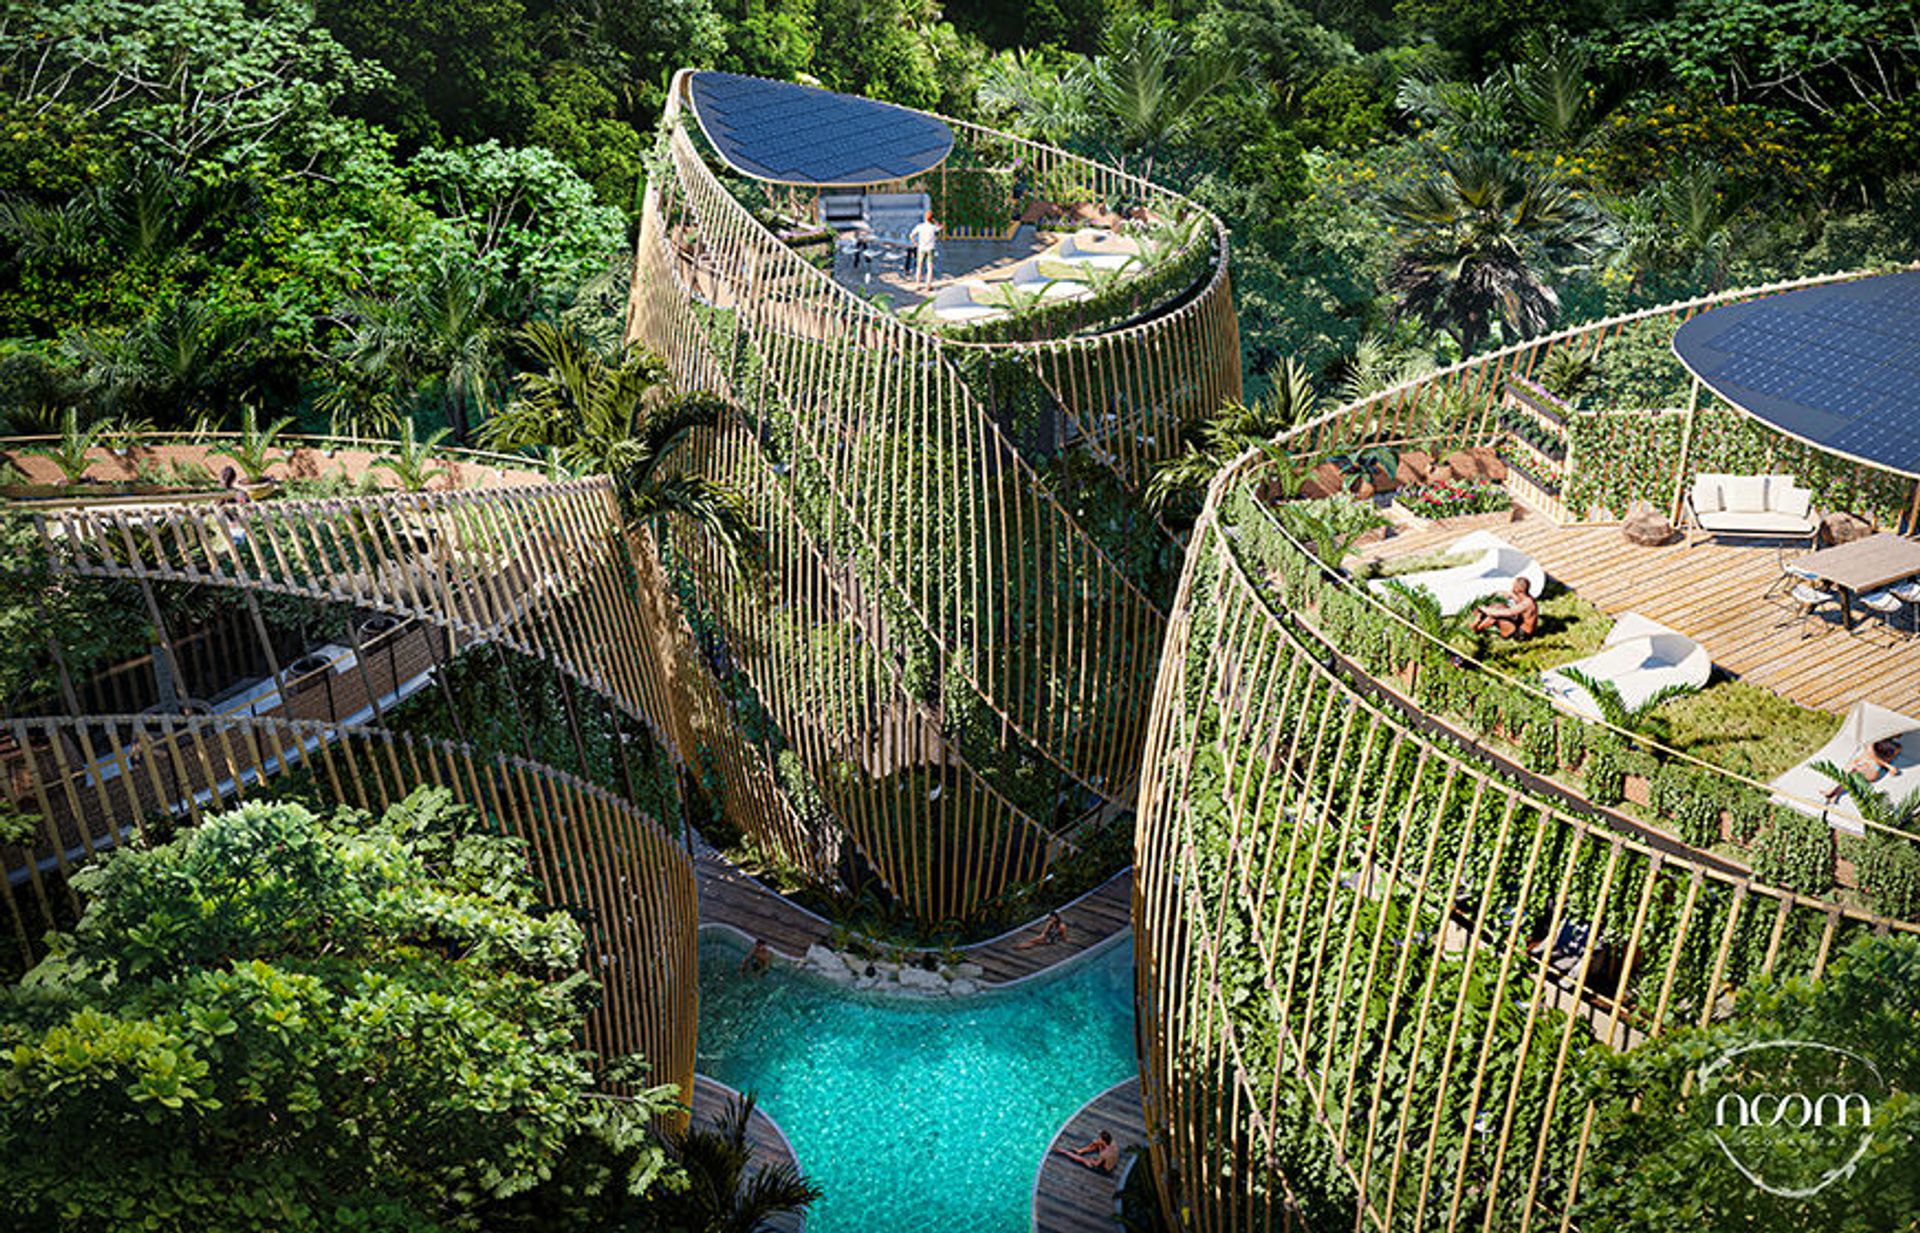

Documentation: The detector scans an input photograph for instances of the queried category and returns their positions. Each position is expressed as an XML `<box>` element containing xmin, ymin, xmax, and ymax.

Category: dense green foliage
<box><xmin>0</xmin><ymin>789</ymin><xmax>682</xmax><ymax>1232</ymax></box>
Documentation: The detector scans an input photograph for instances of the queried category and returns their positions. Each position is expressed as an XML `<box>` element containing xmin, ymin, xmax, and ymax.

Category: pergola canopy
<box><xmin>1673</xmin><ymin>270</ymin><xmax>1920</xmax><ymax>479</ymax></box>
<box><xmin>685</xmin><ymin>71</ymin><xmax>954</xmax><ymax>187</ymax></box>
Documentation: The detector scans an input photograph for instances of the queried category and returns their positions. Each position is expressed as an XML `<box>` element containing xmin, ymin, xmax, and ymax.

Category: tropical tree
<box><xmin>482</xmin><ymin>322</ymin><xmax>756</xmax><ymax>572</ymax></box>
<box><xmin>1812</xmin><ymin>762</ymin><xmax>1920</xmax><ymax>832</ymax></box>
<box><xmin>1381</xmin><ymin>149</ymin><xmax>1603</xmax><ymax>357</ymax></box>
<box><xmin>649</xmin><ymin>1093</ymin><xmax>822</xmax><ymax>1233</ymax></box>
<box><xmin>1377</xmin><ymin>578</ymin><xmax>1479</xmax><ymax>653</ymax></box>
<box><xmin>372</xmin><ymin>421</ymin><xmax>453</xmax><ymax>491</ymax></box>
<box><xmin>0</xmin><ymin>789</ymin><xmax>683</xmax><ymax>1229</ymax></box>
<box><xmin>1086</xmin><ymin>22</ymin><xmax>1244</xmax><ymax>185</ymax></box>
<box><xmin>27</xmin><ymin>407</ymin><xmax>113</xmax><ymax>483</ymax></box>
<box><xmin>1558</xmin><ymin>667</ymin><xmax>1701</xmax><ymax>743</ymax></box>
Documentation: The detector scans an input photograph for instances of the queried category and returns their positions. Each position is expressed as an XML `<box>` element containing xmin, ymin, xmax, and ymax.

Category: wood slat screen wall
<box><xmin>1132</xmin><ymin>467</ymin><xmax>1920</xmax><ymax>1233</ymax></box>
<box><xmin>627</xmin><ymin>69</ymin><xmax>1242</xmax><ymax>921</ymax></box>
<box><xmin>0</xmin><ymin>714</ymin><xmax>697</xmax><ymax>1116</ymax></box>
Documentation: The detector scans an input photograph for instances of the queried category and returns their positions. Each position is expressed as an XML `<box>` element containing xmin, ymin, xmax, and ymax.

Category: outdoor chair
<box><xmin>1789</xmin><ymin>581</ymin><xmax>1841</xmax><ymax>638</ymax></box>
<box><xmin>1892</xmin><ymin>579</ymin><xmax>1920</xmax><ymax>634</ymax></box>
<box><xmin>1538</xmin><ymin>612</ymin><xmax>1712</xmax><ymax>719</ymax></box>
<box><xmin>1052</xmin><ymin>229</ymin><xmax>1141</xmax><ymax>271</ymax></box>
<box><xmin>1770</xmin><ymin>700</ymin><xmax>1920</xmax><ymax>834</ymax></box>
<box><xmin>927</xmin><ymin>281</ymin><xmax>1008</xmax><ymax>324</ymax></box>
<box><xmin>1763</xmin><ymin>543</ymin><xmax>1820</xmax><ymax>602</ymax></box>
<box><xmin>1008</xmin><ymin>259</ymin><xmax>1092</xmax><ymax>301</ymax></box>
<box><xmin>1860</xmin><ymin>587</ymin><xmax>1910</xmax><ymax>640</ymax></box>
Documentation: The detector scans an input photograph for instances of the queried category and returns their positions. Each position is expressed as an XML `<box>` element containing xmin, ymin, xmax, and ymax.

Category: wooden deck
<box><xmin>1031</xmin><ymin>1078</ymin><xmax>1148</xmax><ymax>1233</ymax></box>
<box><xmin>696</xmin><ymin>839</ymin><xmax>1134</xmax><ymax>986</ymax></box>
<box><xmin>690</xmin><ymin>1074</ymin><xmax>807</xmax><ymax>1233</ymax></box>
<box><xmin>1358</xmin><ymin>507</ymin><xmax>1920</xmax><ymax>718</ymax></box>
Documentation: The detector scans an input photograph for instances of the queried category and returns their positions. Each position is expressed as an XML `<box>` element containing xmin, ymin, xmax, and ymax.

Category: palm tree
<box><xmin>1557</xmin><ymin>667</ymin><xmax>1699</xmax><ymax>744</ymax></box>
<box><xmin>1381</xmin><ymin>149</ymin><xmax>1602</xmax><ymax>358</ymax></box>
<box><xmin>656</xmin><ymin>1093</ymin><xmax>821</xmax><ymax>1233</ymax></box>
<box><xmin>483</xmin><ymin>323</ymin><xmax>756</xmax><ymax>573</ymax></box>
<box><xmin>215</xmin><ymin>405</ymin><xmax>296</xmax><ymax>483</ymax></box>
<box><xmin>1377</xmin><ymin>579</ymin><xmax>1478</xmax><ymax>653</ymax></box>
<box><xmin>1087</xmin><ymin>23</ymin><xmax>1244</xmax><ymax>185</ymax></box>
<box><xmin>324</xmin><ymin>256</ymin><xmax>506</xmax><ymax>444</ymax></box>
<box><xmin>1811</xmin><ymin>763</ymin><xmax>1920</xmax><ymax>832</ymax></box>
<box><xmin>1146</xmin><ymin>357</ymin><xmax>1322</xmax><ymax>516</ymax></box>
<box><xmin>1604</xmin><ymin>161</ymin><xmax>1748</xmax><ymax>293</ymax></box>
<box><xmin>372</xmin><ymin>422</ymin><xmax>453</xmax><ymax>492</ymax></box>
<box><xmin>977</xmin><ymin>48</ymin><xmax>1093</xmax><ymax>144</ymax></box>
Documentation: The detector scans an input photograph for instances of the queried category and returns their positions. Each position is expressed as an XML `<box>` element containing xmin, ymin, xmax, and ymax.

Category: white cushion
<box><xmin>1696</xmin><ymin>510</ymin><xmax>1818</xmax><ymax>535</ymax></box>
<box><xmin>1774</xmin><ymin>486</ymin><xmax>1812</xmax><ymax>519</ymax></box>
<box><xmin>1723</xmin><ymin>475</ymin><xmax>1767</xmax><ymax>513</ymax></box>
<box><xmin>1690</xmin><ymin>476</ymin><xmax>1724</xmax><ymax>514</ymax></box>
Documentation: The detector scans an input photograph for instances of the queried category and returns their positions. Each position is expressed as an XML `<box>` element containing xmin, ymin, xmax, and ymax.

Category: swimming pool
<box><xmin>696</xmin><ymin>929</ymin><xmax>1137</xmax><ymax>1232</ymax></box>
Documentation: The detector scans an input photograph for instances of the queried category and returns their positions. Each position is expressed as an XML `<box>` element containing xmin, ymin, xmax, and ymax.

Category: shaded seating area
<box><xmin>1684</xmin><ymin>473</ymin><xmax>1818</xmax><ymax>545</ymax></box>
<box><xmin>1367</xmin><ymin>531</ymin><xmax>1546</xmax><ymax>616</ymax></box>
<box><xmin>1770</xmin><ymin>700</ymin><xmax>1920</xmax><ymax>833</ymax></box>
<box><xmin>1538</xmin><ymin>612</ymin><xmax>1713</xmax><ymax>720</ymax></box>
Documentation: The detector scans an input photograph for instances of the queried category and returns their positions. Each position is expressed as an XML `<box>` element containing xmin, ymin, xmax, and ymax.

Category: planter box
<box><xmin>1387</xmin><ymin>504</ymin><xmax>1521</xmax><ymax>536</ymax></box>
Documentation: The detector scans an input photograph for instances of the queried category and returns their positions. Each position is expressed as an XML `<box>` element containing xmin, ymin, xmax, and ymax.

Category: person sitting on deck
<box><xmin>740</xmin><ymin>938</ymin><xmax>774</xmax><ymax>975</ymax></box>
<box><xmin>1470</xmin><ymin>577</ymin><xmax>1538</xmax><ymax>640</ymax></box>
<box><xmin>1059</xmin><ymin>1129</ymin><xmax>1119</xmax><ymax>1173</ymax></box>
<box><xmin>1014</xmin><ymin>911</ymin><xmax>1067</xmax><ymax>950</ymax></box>
<box><xmin>1824</xmin><ymin>737</ymin><xmax>1903</xmax><ymax>803</ymax></box>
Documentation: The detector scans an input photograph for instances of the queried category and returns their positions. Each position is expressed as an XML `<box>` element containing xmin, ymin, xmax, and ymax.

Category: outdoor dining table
<box><xmin>1785</xmin><ymin>532</ymin><xmax>1920</xmax><ymax>630</ymax></box>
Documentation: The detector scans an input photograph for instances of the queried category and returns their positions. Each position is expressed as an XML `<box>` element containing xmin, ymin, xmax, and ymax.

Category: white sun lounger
<box><xmin>1368</xmin><ymin>531</ymin><xmax>1546</xmax><ymax>616</ymax></box>
<box><xmin>1051</xmin><ymin>229</ymin><xmax>1140</xmax><ymax>271</ymax></box>
<box><xmin>1538</xmin><ymin>612</ymin><xmax>1712</xmax><ymax>721</ymax></box>
<box><xmin>928</xmin><ymin>281</ymin><xmax>1009</xmax><ymax>323</ymax></box>
<box><xmin>1770</xmin><ymin>700</ymin><xmax>1920</xmax><ymax>835</ymax></box>
<box><xmin>1008</xmin><ymin>259</ymin><xmax>1092</xmax><ymax>300</ymax></box>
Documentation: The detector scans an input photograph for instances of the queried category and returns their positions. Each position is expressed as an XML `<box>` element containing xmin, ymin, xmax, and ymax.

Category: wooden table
<box><xmin>1787</xmin><ymin>532</ymin><xmax>1920</xmax><ymax>629</ymax></box>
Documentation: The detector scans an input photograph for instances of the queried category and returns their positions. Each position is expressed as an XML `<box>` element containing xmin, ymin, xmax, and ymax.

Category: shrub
<box><xmin>1726</xmin><ymin>789</ymin><xmax>1770</xmax><ymax>845</ymax></box>
<box><xmin>1855</xmin><ymin>832</ymin><xmax>1920</xmax><ymax>921</ymax></box>
<box><xmin>1750</xmin><ymin>807</ymin><xmax>1835</xmax><ymax>897</ymax></box>
<box><xmin>1650</xmin><ymin>763</ymin><xmax>1723</xmax><ymax>848</ymax></box>
<box><xmin>1521</xmin><ymin>716</ymin><xmax>1560</xmax><ymax>773</ymax></box>
<box><xmin>1556</xmin><ymin>719</ymin><xmax>1588</xmax><ymax>771</ymax></box>
<box><xmin>1584</xmin><ymin>737</ymin><xmax>1627</xmax><ymax>806</ymax></box>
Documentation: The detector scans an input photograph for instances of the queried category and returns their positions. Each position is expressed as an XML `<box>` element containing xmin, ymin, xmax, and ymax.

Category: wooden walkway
<box><xmin>696</xmin><ymin>841</ymin><xmax>1134</xmax><ymax>987</ymax></box>
<box><xmin>1358</xmin><ymin>508</ymin><xmax>1920</xmax><ymax>717</ymax></box>
<box><xmin>1031</xmin><ymin>1079</ymin><xmax>1147</xmax><ymax>1233</ymax></box>
<box><xmin>690</xmin><ymin>1074</ymin><xmax>806</xmax><ymax>1233</ymax></box>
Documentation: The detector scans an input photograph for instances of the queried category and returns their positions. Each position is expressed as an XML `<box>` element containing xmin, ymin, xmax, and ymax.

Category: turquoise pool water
<box><xmin>696</xmin><ymin>930</ymin><xmax>1137</xmax><ymax>1232</ymax></box>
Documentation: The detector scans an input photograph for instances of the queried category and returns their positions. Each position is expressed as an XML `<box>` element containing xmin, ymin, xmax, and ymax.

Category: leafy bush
<box><xmin>1750</xmin><ymin>807</ymin><xmax>1835</xmax><ymax>896</ymax></box>
<box><xmin>0</xmin><ymin>790</ymin><xmax>680</xmax><ymax>1230</ymax></box>
<box><xmin>1855</xmin><ymin>833</ymin><xmax>1920</xmax><ymax>920</ymax></box>
<box><xmin>1650</xmin><ymin>763</ymin><xmax>1724</xmax><ymax>848</ymax></box>
<box><xmin>1584</xmin><ymin>737</ymin><xmax>1627</xmax><ymax>806</ymax></box>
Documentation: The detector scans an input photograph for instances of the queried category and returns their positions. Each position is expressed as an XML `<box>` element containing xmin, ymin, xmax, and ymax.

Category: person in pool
<box><xmin>740</xmin><ymin>938</ymin><xmax>774</xmax><ymax>975</ymax></box>
<box><xmin>1060</xmin><ymin>1129</ymin><xmax>1119</xmax><ymax>1173</ymax></box>
<box><xmin>1824</xmin><ymin>737</ymin><xmax>1903</xmax><ymax>803</ymax></box>
<box><xmin>1014</xmin><ymin>911</ymin><xmax>1067</xmax><ymax>950</ymax></box>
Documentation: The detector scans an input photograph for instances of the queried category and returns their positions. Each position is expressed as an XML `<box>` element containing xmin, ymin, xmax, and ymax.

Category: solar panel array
<box><xmin>687</xmin><ymin>71</ymin><xmax>954</xmax><ymax>186</ymax></box>
<box><xmin>1676</xmin><ymin>272</ymin><xmax>1920</xmax><ymax>475</ymax></box>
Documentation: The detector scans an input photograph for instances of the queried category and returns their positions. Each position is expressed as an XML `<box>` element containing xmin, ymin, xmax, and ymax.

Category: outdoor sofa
<box><xmin>1684</xmin><ymin>473</ymin><xmax>1818</xmax><ymax>545</ymax></box>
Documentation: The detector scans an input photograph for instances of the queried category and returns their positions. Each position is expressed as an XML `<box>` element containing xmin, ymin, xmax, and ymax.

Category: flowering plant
<box><xmin>1398</xmin><ymin>480</ymin><xmax>1512</xmax><ymax>518</ymax></box>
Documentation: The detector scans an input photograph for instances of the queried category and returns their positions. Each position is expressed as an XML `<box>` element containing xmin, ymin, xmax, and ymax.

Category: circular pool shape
<box><xmin>696</xmin><ymin>929</ymin><xmax>1137</xmax><ymax>1232</ymax></box>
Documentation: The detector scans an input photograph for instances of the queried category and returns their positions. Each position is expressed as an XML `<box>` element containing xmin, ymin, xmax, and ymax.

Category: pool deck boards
<box><xmin>1032</xmin><ymin>1078</ymin><xmax>1148</xmax><ymax>1233</ymax></box>
<box><xmin>694</xmin><ymin>839</ymin><xmax>1134</xmax><ymax>987</ymax></box>
<box><xmin>1354</xmin><ymin>506</ymin><xmax>1920</xmax><ymax>719</ymax></box>
<box><xmin>690</xmin><ymin>1074</ymin><xmax>807</xmax><ymax>1233</ymax></box>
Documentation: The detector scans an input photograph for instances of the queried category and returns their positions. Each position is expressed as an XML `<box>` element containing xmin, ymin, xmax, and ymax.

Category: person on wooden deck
<box><xmin>1014</xmin><ymin>911</ymin><xmax>1067</xmax><ymax>950</ymax></box>
<box><xmin>1060</xmin><ymin>1130</ymin><xmax>1119</xmax><ymax>1173</ymax></box>
<box><xmin>1470</xmin><ymin>576</ymin><xmax>1538</xmax><ymax>640</ymax></box>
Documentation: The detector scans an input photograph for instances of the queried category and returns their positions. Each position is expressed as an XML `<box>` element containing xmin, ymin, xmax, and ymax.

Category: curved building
<box><xmin>1134</xmin><ymin>272</ymin><xmax>1920</xmax><ymax>1229</ymax></box>
<box><xmin>628</xmin><ymin>70</ymin><xmax>1242</xmax><ymax>922</ymax></box>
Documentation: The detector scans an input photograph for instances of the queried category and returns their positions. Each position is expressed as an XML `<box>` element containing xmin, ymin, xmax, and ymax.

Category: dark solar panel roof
<box><xmin>686</xmin><ymin>71</ymin><xmax>954</xmax><ymax>187</ymax></box>
<box><xmin>1673</xmin><ymin>271</ymin><xmax>1920</xmax><ymax>478</ymax></box>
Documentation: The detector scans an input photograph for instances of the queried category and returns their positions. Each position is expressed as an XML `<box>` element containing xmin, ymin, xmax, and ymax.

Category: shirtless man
<box><xmin>1470</xmin><ymin>577</ymin><xmax>1539</xmax><ymax>640</ymax></box>
<box><xmin>740</xmin><ymin>938</ymin><xmax>774</xmax><ymax>975</ymax></box>
<box><xmin>1060</xmin><ymin>1129</ymin><xmax>1120</xmax><ymax>1173</ymax></box>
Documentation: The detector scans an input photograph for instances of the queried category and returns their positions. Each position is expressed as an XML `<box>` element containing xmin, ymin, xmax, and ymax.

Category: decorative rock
<box><xmin>897</xmin><ymin>966</ymin><xmax>945</xmax><ymax>991</ymax></box>
<box><xmin>953</xmin><ymin>962</ymin><xmax>984</xmax><ymax>979</ymax></box>
<box><xmin>1820</xmin><ymin>511</ymin><xmax>1874</xmax><ymax>547</ymax></box>
<box><xmin>1466</xmin><ymin>447</ymin><xmax>1507</xmax><ymax>482</ymax></box>
<box><xmin>804</xmin><ymin>944</ymin><xmax>844</xmax><ymax>974</ymax></box>
<box><xmin>1395</xmin><ymin>450</ymin><xmax>1433</xmax><ymax>487</ymax></box>
<box><xmin>1426</xmin><ymin>464</ymin><xmax>1455</xmax><ymax>486</ymax></box>
<box><xmin>1298</xmin><ymin>461</ymin><xmax>1346</xmax><ymax>499</ymax></box>
<box><xmin>948</xmin><ymin>978</ymin><xmax>979</xmax><ymax>996</ymax></box>
<box><xmin>854</xmin><ymin>977</ymin><xmax>876</xmax><ymax>990</ymax></box>
<box><xmin>1443</xmin><ymin>450</ymin><xmax>1484</xmax><ymax>481</ymax></box>
<box><xmin>1621</xmin><ymin>509</ymin><xmax>1674</xmax><ymax>547</ymax></box>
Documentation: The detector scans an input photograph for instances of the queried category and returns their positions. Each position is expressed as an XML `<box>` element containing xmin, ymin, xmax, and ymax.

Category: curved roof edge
<box><xmin>685</xmin><ymin>70</ymin><xmax>954</xmax><ymax>187</ymax></box>
<box><xmin>1673</xmin><ymin>269</ymin><xmax>1920</xmax><ymax>480</ymax></box>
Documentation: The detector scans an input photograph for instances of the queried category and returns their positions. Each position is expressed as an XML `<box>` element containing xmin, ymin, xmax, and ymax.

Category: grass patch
<box><xmin>1359</xmin><ymin>549</ymin><xmax>1476</xmax><ymax>580</ymax></box>
<box><xmin>1479</xmin><ymin>586</ymin><xmax>1611</xmax><ymax>673</ymax></box>
<box><xmin>1658</xmin><ymin>680</ymin><xmax>1838</xmax><ymax>781</ymax></box>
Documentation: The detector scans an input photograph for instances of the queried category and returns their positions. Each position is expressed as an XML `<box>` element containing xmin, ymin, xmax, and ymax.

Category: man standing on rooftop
<box><xmin>910</xmin><ymin>210</ymin><xmax>941</xmax><ymax>290</ymax></box>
